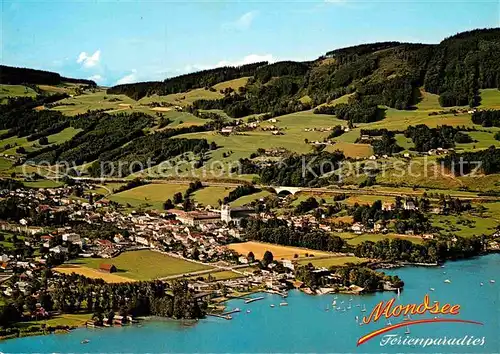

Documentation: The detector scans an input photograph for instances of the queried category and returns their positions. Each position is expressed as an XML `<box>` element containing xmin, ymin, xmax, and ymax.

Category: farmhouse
<box><xmin>99</xmin><ymin>263</ymin><xmax>117</xmax><ymax>273</ymax></box>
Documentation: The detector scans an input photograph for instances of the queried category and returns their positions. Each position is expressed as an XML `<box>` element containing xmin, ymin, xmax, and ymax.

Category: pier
<box><xmin>207</xmin><ymin>313</ymin><xmax>233</xmax><ymax>320</ymax></box>
<box><xmin>244</xmin><ymin>296</ymin><xmax>265</xmax><ymax>304</ymax></box>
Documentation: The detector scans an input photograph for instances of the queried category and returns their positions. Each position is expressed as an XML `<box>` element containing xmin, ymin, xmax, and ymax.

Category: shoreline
<box><xmin>2</xmin><ymin>252</ymin><xmax>497</xmax><ymax>342</ymax></box>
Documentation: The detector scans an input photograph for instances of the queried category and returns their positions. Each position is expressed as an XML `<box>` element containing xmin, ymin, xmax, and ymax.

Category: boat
<box><xmin>279</xmin><ymin>302</ymin><xmax>288</xmax><ymax>306</ymax></box>
<box><xmin>334</xmin><ymin>296</ymin><xmax>338</xmax><ymax>300</ymax></box>
<box><xmin>81</xmin><ymin>339</ymin><xmax>90</xmax><ymax>344</ymax></box>
<box><xmin>246</xmin><ymin>310</ymin><xmax>251</xmax><ymax>314</ymax></box>
<box><xmin>405</xmin><ymin>326</ymin><xmax>411</xmax><ymax>335</ymax></box>
<box><xmin>355</xmin><ymin>315</ymin><xmax>359</xmax><ymax>322</ymax></box>
<box><xmin>490</xmin><ymin>280</ymin><xmax>496</xmax><ymax>284</ymax></box>
<box><xmin>480</xmin><ymin>282</ymin><xmax>484</xmax><ymax>286</ymax></box>
<box><xmin>270</xmin><ymin>304</ymin><xmax>275</xmax><ymax>308</ymax></box>
<box><xmin>325</xmin><ymin>307</ymin><xmax>329</xmax><ymax>312</ymax></box>
<box><xmin>387</xmin><ymin>320</ymin><xmax>392</xmax><ymax>326</ymax></box>
<box><xmin>397</xmin><ymin>288</ymin><xmax>401</xmax><ymax>297</ymax></box>
<box><xmin>444</xmin><ymin>279</ymin><xmax>451</xmax><ymax>283</ymax></box>
<box><xmin>347</xmin><ymin>304</ymin><xmax>351</xmax><ymax>310</ymax></box>
<box><xmin>430</xmin><ymin>288</ymin><xmax>435</xmax><ymax>291</ymax></box>
<box><xmin>332</xmin><ymin>300</ymin><xmax>337</xmax><ymax>306</ymax></box>
<box><xmin>361</xmin><ymin>305</ymin><xmax>366</xmax><ymax>312</ymax></box>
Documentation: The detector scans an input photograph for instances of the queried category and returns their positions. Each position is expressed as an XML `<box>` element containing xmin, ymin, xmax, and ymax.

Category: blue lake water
<box><xmin>2</xmin><ymin>253</ymin><xmax>499</xmax><ymax>353</ymax></box>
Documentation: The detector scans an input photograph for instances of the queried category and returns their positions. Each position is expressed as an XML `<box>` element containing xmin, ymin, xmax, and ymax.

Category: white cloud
<box><xmin>115</xmin><ymin>70</ymin><xmax>137</xmax><ymax>85</ymax></box>
<box><xmin>223</xmin><ymin>11</ymin><xmax>257</xmax><ymax>31</ymax></box>
<box><xmin>183</xmin><ymin>54</ymin><xmax>275</xmax><ymax>73</ymax></box>
<box><xmin>76</xmin><ymin>50</ymin><xmax>101</xmax><ymax>68</ymax></box>
<box><xmin>87</xmin><ymin>74</ymin><xmax>104</xmax><ymax>83</ymax></box>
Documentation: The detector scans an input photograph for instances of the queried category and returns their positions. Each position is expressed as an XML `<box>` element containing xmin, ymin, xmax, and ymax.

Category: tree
<box><xmin>173</xmin><ymin>192</ymin><xmax>183</xmax><ymax>204</ymax></box>
<box><xmin>262</xmin><ymin>251</ymin><xmax>274</xmax><ymax>266</ymax></box>
<box><xmin>163</xmin><ymin>199</ymin><xmax>174</xmax><ymax>210</ymax></box>
<box><xmin>247</xmin><ymin>251</ymin><xmax>255</xmax><ymax>263</ymax></box>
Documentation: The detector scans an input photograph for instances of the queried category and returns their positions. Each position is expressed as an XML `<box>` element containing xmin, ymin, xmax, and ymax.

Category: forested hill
<box><xmin>0</xmin><ymin>65</ymin><xmax>97</xmax><ymax>87</ymax></box>
<box><xmin>107</xmin><ymin>61</ymin><xmax>268</xmax><ymax>100</ymax></box>
<box><xmin>107</xmin><ymin>28</ymin><xmax>500</xmax><ymax>117</ymax></box>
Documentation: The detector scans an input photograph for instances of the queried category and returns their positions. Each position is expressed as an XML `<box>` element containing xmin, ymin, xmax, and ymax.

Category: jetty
<box><xmin>207</xmin><ymin>313</ymin><xmax>232</xmax><ymax>320</ymax></box>
<box><xmin>244</xmin><ymin>296</ymin><xmax>265</xmax><ymax>304</ymax></box>
<box><xmin>222</xmin><ymin>308</ymin><xmax>241</xmax><ymax>316</ymax></box>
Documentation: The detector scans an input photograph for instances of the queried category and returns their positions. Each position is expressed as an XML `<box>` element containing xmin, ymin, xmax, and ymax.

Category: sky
<box><xmin>1</xmin><ymin>0</ymin><xmax>499</xmax><ymax>86</ymax></box>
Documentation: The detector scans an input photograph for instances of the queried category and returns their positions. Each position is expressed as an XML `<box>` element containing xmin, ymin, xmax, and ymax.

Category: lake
<box><xmin>2</xmin><ymin>253</ymin><xmax>499</xmax><ymax>353</ymax></box>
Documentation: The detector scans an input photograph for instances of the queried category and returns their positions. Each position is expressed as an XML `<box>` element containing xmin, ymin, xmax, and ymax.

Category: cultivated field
<box><xmin>70</xmin><ymin>250</ymin><xmax>213</xmax><ymax>280</ymax></box>
<box><xmin>54</xmin><ymin>265</ymin><xmax>134</xmax><ymax>283</ymax></box>
<box><xmin>227</xmin><ymin>241</ymin><xmax>333</xmax><ymax>260</ymax></box>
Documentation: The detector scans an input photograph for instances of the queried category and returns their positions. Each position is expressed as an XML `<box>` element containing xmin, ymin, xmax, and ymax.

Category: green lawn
<box><xmin>108</xmin><ymin>183</ymin><xmax>189</xmax><ymax>210</ymax></box>
<box><xmin>71</xmin><ymin>250</ymin><xmax>212</xmax><ymax>280</ymax></box>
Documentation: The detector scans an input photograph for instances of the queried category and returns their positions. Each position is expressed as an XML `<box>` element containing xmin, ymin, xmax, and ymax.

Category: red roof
<box><xmin>99</xmin><ymin>263</ymin><xmax>116</xmax><ymax>271</ymax></box>
<box><xmin>97</xmin><ymin>239</ymin><xmax>113</xmax><ymax>247</ymax></box>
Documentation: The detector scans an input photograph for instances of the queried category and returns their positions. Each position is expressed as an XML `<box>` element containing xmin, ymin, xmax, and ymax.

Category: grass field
<box><xmin>23</xmin><ymin>180</ymin><xmax>64</xmax><ymax>188</ymax></box>
<box><xmin>0</xmin><ymin>84</ymin><xmax>36</xmax><ymax>102</ymax></box>
<box><xmin>54</xmin><ymin>265</ymin><xmax>135</xmax><ymax>283</ymax></box>
<box><xmin>191</xmin><ymin>186</ymin><xmax>234</xmax><ymax>207</ymax></box>
<box><xmin>343</xmin><ymin>195</ymin><xmax>395</xmax><ymax>206</ymax></box>
<box><xmin>430</xmin><ymin>203</ymin><xmax>500</xmax><ymax>238</ymax></box>
<box><xmin>27</xmin><ymin>313</ymin><xmax>91</xmax><ymax>328</ymax></box>
<box><xmin>230</xmin><ymin>190</ymin><xmax>272</xmax><ymax>207</ymax></box>
<box><xmin>69</xmin><ymin>250</ymin><xmax>212</xmax><ymax>280</ymax></box>
<box><xmin>0</xmin><ymin>127</ymin><xmax>81</xmax><ymax>156</ymax></box>
<box><xmin>108</xmin><ymin>183</ymin><xmax>188</xmax><ymax>210</ymax></box>
<box><xmin>479</xmin><ymin>89</ymin><xmax>500</xmax><ymax>109</ymax></box>
<box><xmin>227</xmin><ymin>241</ymin><xmax>333</xmax><ymax>261</ymax></box>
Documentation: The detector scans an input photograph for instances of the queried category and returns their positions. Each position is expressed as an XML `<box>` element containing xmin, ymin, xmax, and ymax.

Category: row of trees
<box><xmin>107</xmin><ymin>62</ymin><xmax>267</xmax><ymax>99</ymax></box>
<box><xmin>243</xmin><ymin>218</ymin><xmax>346</xmax><ymax>252</ymax></box>
<box><xmin>353</xmin><ymin>236</ymin><xmax>484</xmax><ymax>263</ymax></box>
<box><xmin>0</xmin><ymin>65</ymin><xmax>96</xmax><ymax>86</ymax></box>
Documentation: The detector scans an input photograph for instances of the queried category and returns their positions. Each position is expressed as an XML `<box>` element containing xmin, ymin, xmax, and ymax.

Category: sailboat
<box><xmin>397</xmin><ymin>288</ymin><xmax>401</xmax><ymax>297</ymax></box>
<box><xmin>430</xmin><ymin>288</ymin><xmax>435</xmax><ymax>291</ymax></box>
<box><xmin>347</xmin><ymin>304</ymin><xmax>352</xmax><ymax>310</ymax></box>
<box><xmin>444</xmin><ymin>279</ymin><xmax>451</xmax><ymax>283</ymax></box>
<box><xmin>81</xmin><ymin>339</ymin><xmax>90</xmax><ymax>344</ymax></box>
<box><xmin>490</xmin><ymin>280</ymin><xmax>496</xmax><ymax>284</ymax></box>
<box><xmin>332</xmin><ymin>300</ymin><xmax>337</xmax><ymax>306</ymax></box>
<box><xmin>405</xmin><ymin>326</ymin><xmax>411</xmax><ymax>335</ymax></box>
<box><xmin>361</xmin><ymin>305</ymin><xmax>367</xmax><ymax>312</ymax></box>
